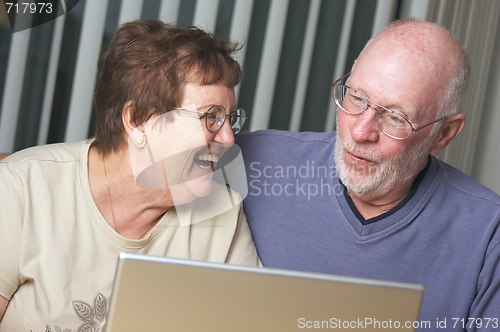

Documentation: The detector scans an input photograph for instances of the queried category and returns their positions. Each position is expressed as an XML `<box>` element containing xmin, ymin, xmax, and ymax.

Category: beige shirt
<box><xmin>0</xmin><ymin>140</ymin><xmax>260</xmax><ymax>332</ymax></box>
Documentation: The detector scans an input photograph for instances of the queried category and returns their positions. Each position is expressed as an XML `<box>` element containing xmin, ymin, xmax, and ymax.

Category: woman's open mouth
<box><xmin>194</xmin><ymin>153</ymin><xmax>219</xmax><ymax>170</ymax></box>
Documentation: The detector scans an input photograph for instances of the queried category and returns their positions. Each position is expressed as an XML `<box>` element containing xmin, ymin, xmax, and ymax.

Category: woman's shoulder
<box><xmin>0</xmin><ymin>140</ymin><xmax>91</xmax><ymax>166</ymax></box>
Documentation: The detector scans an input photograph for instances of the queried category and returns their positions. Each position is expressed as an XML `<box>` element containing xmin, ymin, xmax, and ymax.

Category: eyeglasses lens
<box><xmin>334</xmin><ymin>85</ymin><xmax>410</xmax><ymax>139</ymax></box>
<box><xmin>206</xmin><ymin>106</ymin><xmax>226</xmax><ymax>132</ymax></box>
<box><xmin>230</xmin><ymin>109</ymin><xmax>246</xmax><ymax>134</ymax></box>
<box><xmin>376</xmin><ymin>109</ymin><xmax>411</xmax><ymax>139</ymax></box>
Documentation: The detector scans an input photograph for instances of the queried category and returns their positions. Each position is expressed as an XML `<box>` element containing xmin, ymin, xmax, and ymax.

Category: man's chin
<box><xmin>342</xmin><ymin>177</ymin><xmax>377</xmax><ymax>196</ymax></box>
<box><xmin>339</xmin><ymin>166</ymin><xmax>393</xmax><ymax>197</ymax></box>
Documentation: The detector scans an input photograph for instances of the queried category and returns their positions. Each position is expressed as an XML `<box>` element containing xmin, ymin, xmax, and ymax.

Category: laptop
<box><xmin>105</xmin><ymin>252</ymin><xmax>424</xmax><ymax>332</ymax></box>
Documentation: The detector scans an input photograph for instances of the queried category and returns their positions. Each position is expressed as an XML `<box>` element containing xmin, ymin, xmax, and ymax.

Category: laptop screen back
<box><xmin>105</xmin><ymin>252</ymin><xmax>424</xmax><ymax>332</ymax></box>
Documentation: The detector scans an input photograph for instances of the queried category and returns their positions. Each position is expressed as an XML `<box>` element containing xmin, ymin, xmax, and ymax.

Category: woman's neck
<box><xmin>88</xmin><ymin>145</ymin><xmax>173</xmax><ymax>239</ymax></box>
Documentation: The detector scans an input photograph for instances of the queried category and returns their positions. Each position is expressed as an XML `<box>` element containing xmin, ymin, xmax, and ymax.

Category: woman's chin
<box><xmin>185</xmin><ymin>173</ymin><xmax>213</xmax><ymax>198</ymax></box>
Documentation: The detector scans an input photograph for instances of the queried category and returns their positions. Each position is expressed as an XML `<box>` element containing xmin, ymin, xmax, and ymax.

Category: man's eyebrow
<box><xmin>355</xmin><ymin>89</ymin><xmax>414</xmax><ymax>121</ymax></box>
<box><xmin>381</xmin><ymin>103</ymin><xmax>412</xmax><ymax>121</ymax></box>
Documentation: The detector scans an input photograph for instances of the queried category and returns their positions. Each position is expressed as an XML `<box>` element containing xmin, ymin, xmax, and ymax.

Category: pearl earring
<box><xmin>137</xmin><ymin>136</ymin><xmax>146</xmax><ymax>148</ymax></box>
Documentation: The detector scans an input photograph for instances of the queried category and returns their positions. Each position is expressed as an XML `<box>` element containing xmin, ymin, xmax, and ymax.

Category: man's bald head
<box><xmin>354</xmin><ymin>18</ymin><xmax>470</xmax><ymax>118</ymax></box>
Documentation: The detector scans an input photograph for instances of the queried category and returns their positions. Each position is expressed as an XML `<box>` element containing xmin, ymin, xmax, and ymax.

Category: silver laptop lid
<box><xmin>105</xmin><ymin>252</ymin><xmax>424</xmax><ymax>332</ymax></box>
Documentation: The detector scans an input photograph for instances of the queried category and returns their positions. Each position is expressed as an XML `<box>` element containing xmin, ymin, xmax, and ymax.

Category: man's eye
<box><xmin>347</xmin><ymin>93</ymin><xmax>364</xmax><ymax>106</ymax></box>
<box><xmin>390</xmin><ymin>115</ymin><xmax>404</xmax><ymax>123</ymax></box>
<box><xmin>347</xmin><ymin>93</ymin><xmax>362</xmax><ymax>101</ymax></box>
<box><xmin>382</xmin><ymin>112</ymin><xmax>407</xmax><ymax>128</ymax></box>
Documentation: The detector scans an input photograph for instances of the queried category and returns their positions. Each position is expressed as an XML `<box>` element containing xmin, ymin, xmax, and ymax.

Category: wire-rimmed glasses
<box><xmin>332</xmin><ymin>72</ymin><xmax>450</xmax><ymax>140</ymax></box>
<box><xmin>174</xmin><ymin>106</ymin><xmax>247</xmax><ymax>135</ymax></box>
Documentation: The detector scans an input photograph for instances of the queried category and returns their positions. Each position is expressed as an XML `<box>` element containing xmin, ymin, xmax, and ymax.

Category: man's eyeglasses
<box><xmin>332</xmin><ymin>72</ymin><xmax>450</xmax><ymax>140</ymax></box>
<box><xmin>174</xmin><ymin>106</ymin><xmax>247</xmax><ymax>135</ymax></box>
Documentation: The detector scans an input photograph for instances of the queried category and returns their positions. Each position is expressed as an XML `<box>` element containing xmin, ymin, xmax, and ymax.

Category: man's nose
<box><xmin>350</xmin><ymin>106</ymin><xmax>380</xmax><ymax>143</ymax></box>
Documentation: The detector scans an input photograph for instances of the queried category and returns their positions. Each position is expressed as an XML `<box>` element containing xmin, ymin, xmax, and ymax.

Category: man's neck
<box><xmin>348</xmin><ymin>187</ymin><xmax>412</xmax><ymax>220</ymax></box>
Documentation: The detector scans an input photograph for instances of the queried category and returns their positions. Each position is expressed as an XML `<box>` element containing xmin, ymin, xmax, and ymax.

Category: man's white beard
<box><xmin>334</xmin><ymin>132</ymin><xmax>435</xmax><ymax>198</ymax></box>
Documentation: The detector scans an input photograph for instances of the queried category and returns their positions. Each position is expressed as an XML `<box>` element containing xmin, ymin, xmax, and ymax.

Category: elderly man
<box><xmin>237</xmin><ymin>19</ymin><xmax>500</xmax><ymax>329</ymax></box>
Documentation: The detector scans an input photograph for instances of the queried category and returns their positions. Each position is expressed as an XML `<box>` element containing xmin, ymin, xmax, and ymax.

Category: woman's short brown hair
<box><xmin>93</xmin><ymin>19</ymin><xmax>242</xmax><ymax>153</ymax></box>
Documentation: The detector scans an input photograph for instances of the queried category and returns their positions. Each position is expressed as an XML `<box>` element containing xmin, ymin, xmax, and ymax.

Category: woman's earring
<box><xmin>137</xmin><ymin>135</ymin><xmax>146</xmax><ymax>148</ymax></box>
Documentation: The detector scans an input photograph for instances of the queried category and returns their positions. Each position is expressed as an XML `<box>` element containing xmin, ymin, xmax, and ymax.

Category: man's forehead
<box><xmin>354</xmin><ymin>25</ymin><xmax>450</xmax><ymax>86</ymax></box>
<box><xmin>350</xmin><ymin>56</ymin><xmax>443</xmax><ymax>121</ymax></box>
<box><xmin>351</xmin><ymin>45</ymin><xmax>418</xmax><ymax>87</ymax></box>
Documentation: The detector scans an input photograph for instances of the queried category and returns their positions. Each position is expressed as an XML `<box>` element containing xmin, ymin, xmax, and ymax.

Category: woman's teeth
<box><xmin>196</xmin><ymin>154</ymin><xmax>218</xmax><ymax>170</ymax></box>
<box><xmin>197</xmin><ymin>155</ymin><xmax>219</xmax><ymax>163</ymax></box>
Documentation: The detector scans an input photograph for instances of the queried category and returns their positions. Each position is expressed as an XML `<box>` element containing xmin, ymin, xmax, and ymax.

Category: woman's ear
<box><xmin>429</xmin><ymin>113</ymin><xmax>466</xmax><ymax>156</ymax></box>
<box><xmin>122</xmin><ymin>101</ymin><xmax>146</xmax><ymax>148</ymax></box>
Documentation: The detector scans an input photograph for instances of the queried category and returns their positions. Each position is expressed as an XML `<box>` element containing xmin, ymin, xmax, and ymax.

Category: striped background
<box><xmin>0</xmin><ymin>0</ymin><xmax>499</xmax><ymax>193</ymax></box>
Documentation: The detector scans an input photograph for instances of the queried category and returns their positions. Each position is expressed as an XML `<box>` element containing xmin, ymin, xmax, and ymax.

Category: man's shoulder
<box><xmin>235</xmin><ymin>130</ymin><xmax>337</xmax><ymax>174</ymax></box>
<box><xmin>237</xmin><ymin>129</ymin><xmax>336</xmax><ymax>144</ymax></box>
<box><xmin>435</xmin><ymin>157</ymin><xmax>500</xmax><ymax>206</ymax></box>
<box><xmin>236</xmin><ymin>130</ymin><xmax>336</xmax><ymax>157</ymax></box>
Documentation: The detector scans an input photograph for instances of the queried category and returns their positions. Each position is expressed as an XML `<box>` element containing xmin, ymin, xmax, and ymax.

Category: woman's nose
<box><xmin>212</xmin><ymin>118</ymin><xmax>235</xmax><ymax>145</ymax></box>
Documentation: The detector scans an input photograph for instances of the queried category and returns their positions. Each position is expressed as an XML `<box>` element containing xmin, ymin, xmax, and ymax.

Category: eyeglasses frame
<box><xmin>173</xmin><ymin>106</ymin><xmax>247</xmax><ymax>135</ymax></box>
<box><xmin>332</xmin><ymin>72</ymin><xmax>451</xmax><ymax>140</ymax></box>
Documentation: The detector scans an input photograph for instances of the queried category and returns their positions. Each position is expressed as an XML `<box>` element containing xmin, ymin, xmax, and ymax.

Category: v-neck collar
<box><xmin>334</xmin><ymin>155</ymin><xmax>438</xmax><ymax>238</ymax></box>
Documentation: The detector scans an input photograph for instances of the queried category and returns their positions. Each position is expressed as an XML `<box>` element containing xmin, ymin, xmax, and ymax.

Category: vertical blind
<box><xmin>0</xmin><ymin>0</ymin><xmax>498</xmax><ymax>178</ymax></box>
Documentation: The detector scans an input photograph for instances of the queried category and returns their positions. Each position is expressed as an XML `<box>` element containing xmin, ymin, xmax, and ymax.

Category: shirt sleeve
<box><xmin>468</xmin><ymin>235</ymin><xmax>500</xmax><ymax>331</ymax></box>
<box><xmin>0</xmin><ymin>161</ymin><xmax>24</xmax><ymax>300</ymax></box>
<box><xmin>225</xmin><ymin>204</ymin><xmax>262</xmax><ymax>267</ymax></box>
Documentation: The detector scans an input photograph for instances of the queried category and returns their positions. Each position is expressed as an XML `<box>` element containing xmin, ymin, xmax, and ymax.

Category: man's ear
<box><xmin>122</xmin><ymin>101</ymin><xmax>146</xmax><ymax>148</ymax></box>
<box><xmin>429</xmin><ymin>113</ymin><xmax>466</xmax><ymax>156</ymax></box>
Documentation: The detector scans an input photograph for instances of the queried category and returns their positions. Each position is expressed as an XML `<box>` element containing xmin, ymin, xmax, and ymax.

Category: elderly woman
<box><xmin>0</xmin><ymin>20</ymin><xmax>260</xmax><ymax>330</ymax></box>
